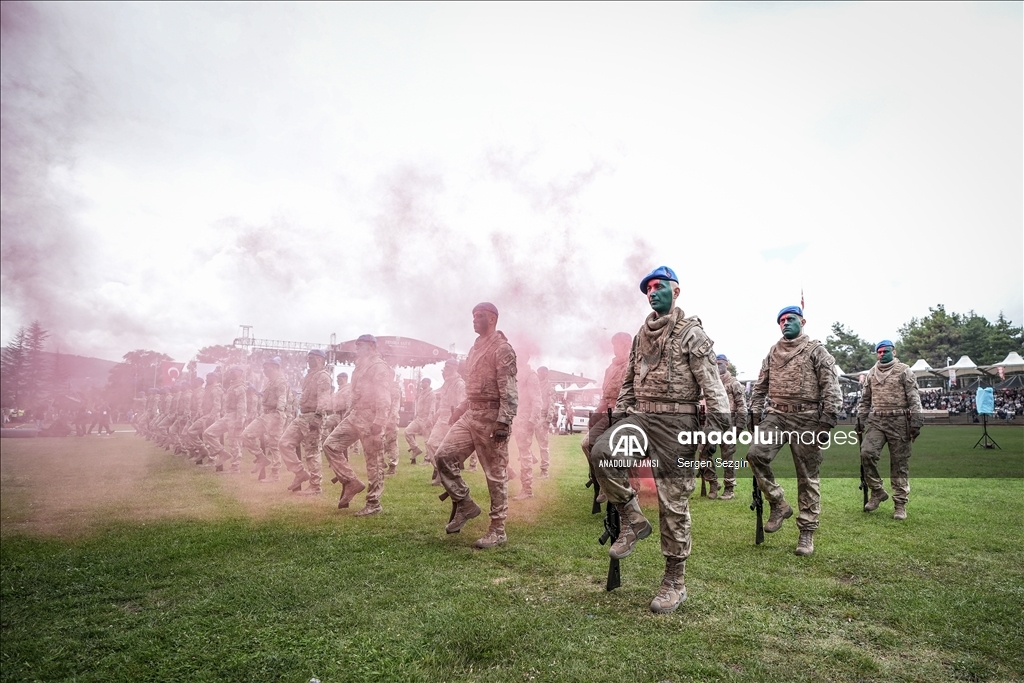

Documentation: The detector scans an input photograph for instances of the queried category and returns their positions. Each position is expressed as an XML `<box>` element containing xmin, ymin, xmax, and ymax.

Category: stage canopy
<box><xmin>995</xmin><ymin>374</ymin><xmax>1024</xmax><ymax>390</ymax></box>
<box><xmin>934</xmin><ymin>355</ymin><xmax>985</xmax><ymax>378</ymax></box>
<box><xmin>983</xmin><ymin>351</ymin><xmax>1024</xmax><ymax>376</ymax></box>
<box><xmin>332</xmin><ymin>336</ymin><xmax>452</xmax><ymax>367</ymax></box>
<box><xmin>909</xmin><ymin>359</ymin><xmax>936</xmax><ymax>377</ymax></box>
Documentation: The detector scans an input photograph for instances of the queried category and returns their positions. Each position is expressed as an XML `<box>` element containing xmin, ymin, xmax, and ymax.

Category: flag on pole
<box><xmin>160</xmin><ymin>361</ymin><xmax>185</xmax><ymax>387</ymax></box>
<box><xmin>948</xmin><ymin>368</ymin><xmax>957</xmax><ymax>387</ymax></box>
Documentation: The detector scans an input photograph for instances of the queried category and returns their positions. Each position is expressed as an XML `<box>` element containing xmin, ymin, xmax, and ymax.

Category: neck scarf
<box><xmin>639</xmin><ymin>307</ymin><xmax>682</xmax><ymax>381</ymax></box>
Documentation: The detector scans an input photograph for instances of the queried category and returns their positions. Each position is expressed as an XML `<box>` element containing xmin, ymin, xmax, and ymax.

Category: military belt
<box><xmin>636</xmin><ymin>400</ymin><xmax>697</xmax><ymax>414</ymax></box>
<box><xmin>771</xmin><ymin>402</ymin><xmax>818</xmax><ymax>414</ymax></box>
<box><xmin>469</xmin><ymin>401</ymin><xmax>501</xmax><ymax>410</ymax></box>
<box><xmin>871</xmin><ymin>409</ymin><xmax>909</xmax><ymax>417</ymax></box>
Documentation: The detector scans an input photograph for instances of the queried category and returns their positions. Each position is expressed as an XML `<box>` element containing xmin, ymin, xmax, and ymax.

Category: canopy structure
<box><xmin>934</xmin><ymin>355</ymin><xmax>985</xmax><ymax>378</ymax></box>
<box><xmin>545</xmin><ymin>369</ymin><xmax>596</xmax><ymax>389</ymax></box>
<box><xmin>909</xmin><ymin>359</ymin><xmax>936</xmax><ymax>377</ymax></box>
<box><xmin>332</xmin><ymin>336</ymin><xmax>452</xmax><ymax>368</ymax></box>
<box><xmin>983</xmin><ymin>351</ymin><xmax>1024</xmax><ymax>377</ymax></box>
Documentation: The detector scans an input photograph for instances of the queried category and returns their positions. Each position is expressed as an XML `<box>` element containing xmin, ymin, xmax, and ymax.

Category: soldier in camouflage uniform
<box><xmin>320</xmin><ymin>372</ymin><xmax>351</xmax><ymax>449</ymax></box>
<box><xmin>427</xmin><ymin>360</ymin><xmax>466</xmax><ymax>485</ymax></box>
<box><xmin>404</xmin><ymin>378</ymin><xmax>435</xmax><ymax>465</ymax></box>
<box><xmin>322</xmin><ymin>335</ymin><xmax>392</xmax><ymax>516</ymax></box>
<box><xmin>279</xmin><ymin>349</ymin><xmax>333</xmax><ymax>495</ymax></box>
<box><xmin>383</xmin><ymin>373</ymin><xmax>402</xmax><ymax>475</ymax></box>
<box><xmin>132</xmin><ymin>392</ymin><xmax>146</xmax><ymax>436</ymax></box>
<box><xmin>206</xmin><ymin>366</ymin><xmax>248</xmax><ymax>473</ymax></box>
<box><xmin>190</xmin><ymin>373</ymin><xmax>222</xmax><ymax>464</ymax></box>
<box><xmin>142</xmin><ymin>388</ymin><xmax>159</xmax><ymax>439</ymax></box>
<box><xmin>698</xmin><ymin>354</ymin><xmax>748</xmax><ymax>500</ymax></box>
<box><xmin>590</xmin><ymin>266</ymin><xmax>731</xmax><ymax>614</ymax></box>
<box><xmin>241</xmin><ymin>357</ymin><xmax>289</xmax><ymax>483</ymax></box>
<box><xmin>857</xmin><ymin>340</ymin><xmax>922</xmax><ymax>520</ymax></box>
<box><xmin>534</xmin><ymin>367</ymin><xmax>556</xmax><ymax>478</ymax></box>
<box><xmin>170</xmin><ymin>379</ymin><xmax>193</xmax><ymax>454</ymax></box>
<box><xmin>583</xmin><ymin>331</ymin><xmax>639</xmax><ymax>503</ymax></box>
<box><xmin>511</xmin><ymin>351</ymin><xmax>541</xmax><ymax>499</ymax></box>
<box><xmin>747</xmin><ymin>306</ymin><xmax>842</xmax><ymax>556</ymax></box>
<box><xmin>155</xmin><ymin>385</ymin><xmax>176</xmax><ymax>448</ymax></box>
<box><xmin>436</xmin><ymin>302</ymin><xmax>518</xmax><ymax>549</ymax></box>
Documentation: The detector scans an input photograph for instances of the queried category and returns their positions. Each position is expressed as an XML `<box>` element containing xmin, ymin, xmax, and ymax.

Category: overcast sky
<box><xmin>1</xmin><ymin>1</ymin><xmax>1021</xmax><ymax>381</ymax></box>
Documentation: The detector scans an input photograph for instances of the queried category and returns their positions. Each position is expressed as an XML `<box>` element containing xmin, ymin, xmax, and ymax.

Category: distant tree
<box><xmin>23</xmin><ymin>321</ymin><xmax>50</xmax><ymax>408</ymax></box>
<box><xmin>825</xmin><ymin>323</ymin><xmax>875</xmax><ymax>372</ymax></box>
<box><xmin>196</xmin><ymin>345</ymin><xmax>233</xmax><ymax>363</ymax></box>
<box><xmin>987</xmin><ymin>312</ymin><xmax>1024</xmax><ymax>362</ymax></box>
<box><xmin>106</xmin><ymin>349</ymin><xmax>172</xmax><ymax>411</ymax></box>
<box><xmin>896</xmin><ymin>305</ymin><xmax>962</xmax><ymax>368</ymax></box>
<box><xmin>1</xmin><ymin>327</ymin><xmax>28</xmax><ymax>408</ymax></box>
<box><xmin>48</xmin><ymin>349</ymin><xmax>72</xmax><ymax>397</ymax></box>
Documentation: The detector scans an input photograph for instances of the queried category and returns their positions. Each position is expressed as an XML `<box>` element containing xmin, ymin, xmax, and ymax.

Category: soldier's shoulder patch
<box><xmin>496</xmin><ymin>344</ymin><xmax>516</xmax><ymax>367</ymax></box>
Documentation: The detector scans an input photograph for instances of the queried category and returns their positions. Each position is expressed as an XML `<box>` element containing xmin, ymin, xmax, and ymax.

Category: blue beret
<box><xmin>472</xmin><ymin>302</ymin><xmax>499</xmax><ymax>316</ymax></box>
<box><xmin>640</xmin><ymin>266</ymin><xmax>679</xmax><ymax>293</ymax></box>
<box><xmin>875</xmin><ymin>340</ymin><xmax>894</xmax><ymax>352</ymax></box>
<box><xmin>263</xmin><ymin>356</ymin><xmax>281</xmax><ymax>367</ymax></box>
<box><xmin>308</xmin><ymin>348</ymin><xmax>327</xmax><ymax>358</ymax></box>
<box><xmin>355</xmin><ymin>335</ymin><xmax>376</xmax><ymax>344</ymax></box>
<box><xmin>777</xmin><ymin>305</ymin><xmax>803</xmax><ymax>323</ymax></box>
<box><xmin>716</xmin><ymin>354</ymin><xmax>728</xmax><ymax>362</ymax></box>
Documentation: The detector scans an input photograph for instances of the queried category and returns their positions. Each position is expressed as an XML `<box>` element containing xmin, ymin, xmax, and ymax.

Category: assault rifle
<box><xmin>748</xmin><ymin>409</ymin><xmax>764</xmax><ymax>544</ymax></box>
<box><xmin>591</xmin><ymin>408</ymin><xmax>622</xmax><ymax>591</ymax></box>
<box><xmin>856</xmin><ymin>419</ymin><xmax>867</xmax><ymax>508</ymax></box>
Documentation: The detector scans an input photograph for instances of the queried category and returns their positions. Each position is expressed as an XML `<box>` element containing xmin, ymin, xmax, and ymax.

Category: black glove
<box><xmin>492</xmin><ymin>424</ymin><xmax>509</xmax><ymax>443</ymax></box>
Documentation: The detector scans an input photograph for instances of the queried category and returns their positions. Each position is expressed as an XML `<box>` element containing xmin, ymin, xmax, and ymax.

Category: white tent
<box><xmin>934</xmin><ymin>355</ymin><xmax>985</xmax><ymax>378</ymax></box>
<box><xmin>909</xmin><ymin>359</ymin><xmax>935</xmax><ymax>377</ymax></box>
<box><xmin>983</xmin><ymin>351</ymin><xmax>1024</xmax><ymax>376</ymax></box>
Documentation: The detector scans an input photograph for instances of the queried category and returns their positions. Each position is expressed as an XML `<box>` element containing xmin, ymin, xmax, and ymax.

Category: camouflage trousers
<box><xmin>322</xmin><ymin>413</ymin><xmax>385</xmax><ymax>506</ymax></box>
<box><xmin>860</xmin><ymin>418</ymin><xmax>911</xmax><ymax>505</ymax></box>
<box><xmin>205</xmin><ymin>416</ymin><xmax>244</xmax><ymax>470</ymax></box>
<box><xmin>746</xmin><ymin>412</ymin><xmax>823</xmax><ymax>532</ymax></box>
<box><xmin>384</xmin><ymin>423</ymin><xmax>399</xmax><ymax>468</ymax></box>
<box><xmin>590</xmin><ymin>412</ymin><xmax>698</xmax><ymax>560</ymax></box>
<box><xmin>320</xmin><ymin>413</ymin><xmax>341</xmax><ymax>448</ymax></box>
<box><xmin>405</xmin><ymin>418</ymin><xmax>432</xmax><ymax>456</ymax></box>
<box><xmin>241</xmin><ymin>411</ymin><xmax>286</xmax><ymax>476</ymax></box>
<box><xmin>698</xmin><ymin>440</ymin><xmax>738</xmax><ymax>490</ymax></box>
<box><xmin>512</xmin><ymin>418</ymin><xmax>536</xmax><ymax>492</ymax></box>
<box><xmin>279</xmin><ymin>413</ymin><xmax>324</xmax><ymax>489</ymax></box>
<box><xmin>169</xmin><ymin>415</ymin><xmax>190</xmax><ymax>450</ymax></box>
<box><xmin>426</xmin><ymin>419</ymin><xmax>453</xmax><ymax>461</ymax></box>
<box><xmin>436</xmin><ymin>408</ymin><xmax>509</xmax><ymax>525</ymax></box>
<box><xmin>185</xmin><ymin>416</ymin><xmax>214</xmax><ymax>456</ymax></box>
<box><xmin>535</xmin><ymin>421</ymin><xmax>550</xmax><ymax>473</ymax></box>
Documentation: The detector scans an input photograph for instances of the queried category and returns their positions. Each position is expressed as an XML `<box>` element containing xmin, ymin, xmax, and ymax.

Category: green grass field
<box><xmin>1</xmin><ymin>425</ymin><xmax>1022</xmax><ymax>682</ymax></box>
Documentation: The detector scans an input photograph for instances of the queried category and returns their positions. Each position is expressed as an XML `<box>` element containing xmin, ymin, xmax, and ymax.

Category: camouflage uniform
<box><xmin>279</xmin><ymin>366</ymin><xmax>332</xmax><ymax>492</ymax></box>
<box><xmin>436</xmin><ymin>331</ymin><xmax>518</xmax><ymax>536</ymax></box>
<box><xmin>591</xmin><ymin>308</ymin><xmax>730</xmax><ymax>561</ymax></box>
<box><xmin>190</xmin><ymin>379</ymin><xmax>222</xmax><ymax>462</ymax></box>
<box><xmin>534</xmin><ymin>378</ymin><xmax>555</xmax><ymax>475</ymax></box>
<box><xmin>169</xmin><ymin>384</ymin><xmax>192</xmax><ymax>453</ymax></box>
<box><xmin>383</xmin><ymin>377</ymin><xmax>402</xmax><ymax>469</ymax></box>
<box><xmin>206</xmin><ymin>377</ymin><xmax>247</xmax><ymax>472</ymax></box>
<box><xmin>321</xmin><ymin>381</ymin><xmax>351</xmax><ymax>442</ymax></box>
<box><xmin>511</xmin><ymin>364</ymin><xmax>541</xmax><ymax>494</ymax></box>
<box><xmin>142</xmin><ymin>391</ymin><xmax>158</xmax><ymax>438</ymax></box>
<box><xmin>241</xmin><ymin>373</ymin><xmax>289</xmax><ymax>480</ymax></box>
<box><xmin>857</xmin><ymin>359</ymin><xmax>922</xmax><ymax>509</ymax></box>
<box><xmin>699</xmin><ymin>368</ymin><xmax>748</xmax><ymax>495</ymax></box>
<box><xmin>404</xmin><ymin>385</ymin><xmax>435</xmax><ymax>460</ymax></box>
<box><xmin>747</xmin><ymin>334</ymin><xmax>842</xmax><ymax>533</ymax></box>
<box><xmin>581</xmin><ymin>354</ymin><xmax>630</xmax><ymax>456</ymax></box>
<box><xmin>132</xmin><ymin>395</ymin><xmax>146</xmax><ymax>435</ymax></box>
<box><xmin>322</xmin><ymin>351</ymin><xmax>392</xmax><ymax>510</ymax></box>
<box><xmin>426</xmin><ymin>374</ymin><xmax>467</xmax><ymax>463</ymax></box>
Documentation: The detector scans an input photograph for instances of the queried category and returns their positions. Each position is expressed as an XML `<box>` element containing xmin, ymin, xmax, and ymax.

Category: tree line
<box><xmin>825</xmin><ymin>305</ymin><xmax>1023</xmax><ymax>373</ymax></box>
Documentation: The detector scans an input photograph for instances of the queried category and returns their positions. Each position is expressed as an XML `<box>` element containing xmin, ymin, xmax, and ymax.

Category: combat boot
<box><xmin>513</xmin><ymin>489</ymin><xmax>533</xmax><ymax>501</ymax></box>
<box><xmin>385</xmin><ymin>464</ymin><xmax>397</xmax><ymax>476</ymax></box>
<box><xmin>251</xmin><ymin>454</ymin><xmax>270</xmax><ymax>474</ymax></box>
<box><xmin>337</xmin><ymin>478</ymin><xmax>366</xmax><ymax>508</ymax></box>
<box><xmin>472</xmin><ymin>523</ymin><xmax>507</xmax><ymax>549</ymax></box>
<box><xmin>445</xmin><ymin>497</ymin><xmax>482</xmax><ymax>534</ymax></box>
<box><xmin>355</xmin><ymin>502</ymin><xmax>382</xmax><ymax>517</ymax></box>
<box><xmin>707</xmin><ymin>482</ymin><xmax>720</xmax><ymax>500</ymax></box>
<box><xmin>609</xmin><ymin>497</ymin><xmax>653</xmax><ymax>560</ymax></box>
<box><xmin>720</xmin><ymin>487</ymin><xmax>735</xmax><ymax>500</ymax></box>
<box><xmin>864</xmin><ymin>489</ymin><xmax>889</xmax><ymax>512</ymax></box>
<box><xmin>287</xmin><ymin>470</ymin><xmax>310</xmax><ymax>492</ymax></box>
<box><xmin>298</xmin><ymin>487</ymin><xmax>322</xmax><ymax>496</ymax></box>
<box><xmin>794</xmin><ymin>530</ymin><xmax>815</xmax><ymax>556</ymax></box>
<box><xmin>893</xmin><ymin>503</ymin><xmax>907</xmax><ymax>520</ymax></box>
<box><xmin>764</xmin><ymin>500</ymin><xmax>793</xmax><ymax>533</ymax></box>
<box><xmin>650</xmin><ymin>558</ymin><xmax>687</xmax><ymax>614</ymax></box>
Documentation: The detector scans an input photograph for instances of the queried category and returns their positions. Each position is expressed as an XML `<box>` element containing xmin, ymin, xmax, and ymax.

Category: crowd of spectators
<box><xmin>919</xmin><ymin>389</ymin><xmax>1023</xmax><ymax>419</ymax></box>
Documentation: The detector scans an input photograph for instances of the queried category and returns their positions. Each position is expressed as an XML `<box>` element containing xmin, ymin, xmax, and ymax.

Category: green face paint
<box><xmin>779</xmin><ymin>314</ymin><xmax>803</xmax><ymax>340</ymax></box>
<box><xmin>878</xmin><ymin>346</ymin><xmax>894</xmax><ymax>363</ymax></box>
<box><xmin>646</xmin><ymin>279</ymin><xmax>676</xmax><ymax>316</ymax></box>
